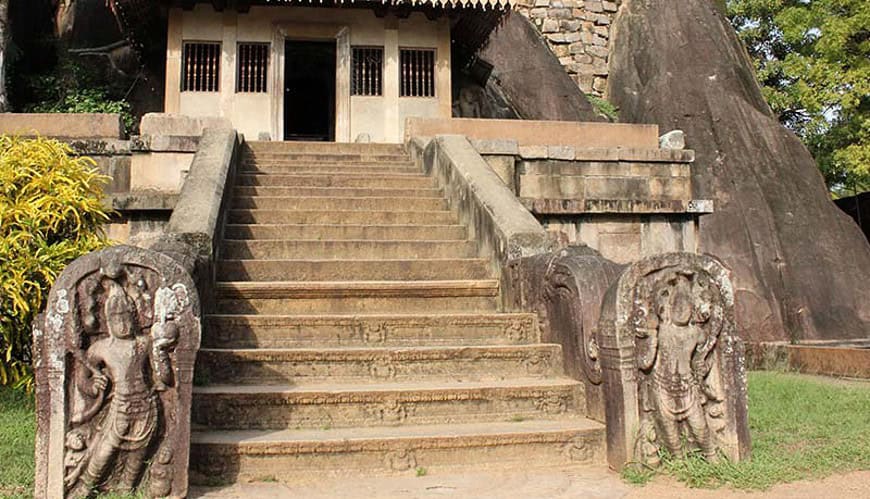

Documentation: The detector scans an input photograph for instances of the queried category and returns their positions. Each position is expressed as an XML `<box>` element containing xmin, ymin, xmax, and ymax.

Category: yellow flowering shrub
<box><xmin>0</xmin><ymin>136</ymin><xmax>111</xmax><ymax>390</ymax></box>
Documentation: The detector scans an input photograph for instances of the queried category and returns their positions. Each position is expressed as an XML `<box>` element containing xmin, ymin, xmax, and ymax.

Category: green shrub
<box><xmin>0</xmin><ymin>136</ymin><xmax>111</xmax><ymax>391</ymax></box>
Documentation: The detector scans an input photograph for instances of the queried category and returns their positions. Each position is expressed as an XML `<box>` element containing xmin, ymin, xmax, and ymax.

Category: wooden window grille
<box><xmin>237</xmin><ymin>43</ymin><xmax>270</xmax><ymax>93</ymax></box>
<box><xmin>400</xmin><ymin>48</ymin><xmax>436</xmax><ymax>98</ymax></box>
<box><xmin>182</xmin><ymin>42</ymin><xmax>221</xmax><ymax>92</ymax></box>
<box><xmin>351</xmin><ymin>47</ymin><xmax>384</xmax><ymax>96</ymax></box>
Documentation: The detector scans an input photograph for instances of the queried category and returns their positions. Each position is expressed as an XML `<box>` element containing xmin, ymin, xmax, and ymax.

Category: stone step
<box><xmin>232</xmin><ymin>186</ymin><xmax>443</xmax><ymax>198</ymax></box>
<box><xmin>231</xmin><ymin>196</ymin><xmax>448</xmax><ymax>212</ymax></box>
<box><xmin>223</xmin><ymin>224</ymin><xmax>468</xmax><ymax>241</ymax></box>
<box><xmin>197</xmin><ymin>344</ymin><xmax>564</xmax><ymax>385</ymax></box>
<box><xmin>242</xmin><ymin>153</ymin><xmax>411</xmax><ymax>164</ymax></box>
<box><xmin>220</xmin><ymin>240</ymin><xmax>478</xmax><ymax>260</ymax></box>
<box><xmin>214</xmin><ymin>280</ymin><xmax>500</xmax><ymax>314</ymax></box>
<box><xmin>240</xmin><ymin>164</ymin><xmax>420</xmax><ymax>175</ymax></box>
<box><xmin>201</xmin><ymin>313</ymin><xmax>541</xmax><ymax>349</ymax></box>
<box><xmin>191</xmin><ymin>378</ymin><xmax>584</xmax><ymax>430</ymax></box>
<box><xmin>227</xmin><ymin>209</ymin><xmax>457</xmax><ymax>225</ymax></box>
<box><xmin>244</xmin><ymin>141</ymin><xmax>406</xmax><ymax>155</ymax></box>
<box><xmin>189</xmin><ymin>419</ymin><xmax>605</xmax><ymax>483</ymax></box>
<box><xmin>217</xmin><ymin>259</ymin><xmax>493</xmax><ymax>281</ymax></box>
<box><xmin>235</xmin><ymin>173</ymin><xmax>436</xmax><ymax>189</ymax></box>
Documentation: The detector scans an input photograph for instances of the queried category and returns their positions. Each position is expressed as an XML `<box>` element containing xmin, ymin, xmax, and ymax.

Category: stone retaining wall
<box><xmin>514</xmin><ymin>0</ymin><xmax>619</xmax><ymax>96</ymax></box>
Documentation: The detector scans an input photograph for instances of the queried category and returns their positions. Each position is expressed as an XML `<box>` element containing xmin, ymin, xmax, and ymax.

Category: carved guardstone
<box><xmin>596</xmin><ymin>253</ymin><xmax>750</xmax><ymax>470</ymax></box>
<box><xmin>34</xmin><ymin>245</ymin><xmax>201</xmax><ymax>498</ymax></box>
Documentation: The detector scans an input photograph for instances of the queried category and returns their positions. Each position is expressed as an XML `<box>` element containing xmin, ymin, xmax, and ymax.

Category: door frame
<box><xmin>272</xmin><ymin>23</ymin><xmax>350</xmax><ymax>142</ymax></box>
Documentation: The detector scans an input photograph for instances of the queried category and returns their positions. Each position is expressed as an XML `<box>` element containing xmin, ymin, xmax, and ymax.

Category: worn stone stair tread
<box><xmin>217</xmin><ymin>258</ymin><xmax>493</xmax><ymax>282</ymax></box>
<box><xmin>234</xmin><ymin>174</ymin><xmax>436</xmax><ymax>188</ymax></box>
<box><xmin>191</xmin><ymin>418</ymin><xmax>603</xmax><ymax>446</ymax></box>
<box><xmin>220</xmin><ymin>239</ymin><xmax>477</xmax><ymax>260</ymax></box>
<box><xmin>232</xmin><ymin>187</ymin><xmax>443</xmax><ymax>198</ymax></box>
<box><xmin>230</xmin><ymin>196</ymin><xmax>449</xmax><ymax>212</ymax></box>
<box><xmin>193</xmin><ymin>377</ymin><xmax>580</xmax><ymax>395</ymax></box>
<box><xmin>222</xmin><ymin>224</ymin><xmax>468</xmax><ymax>241</ymax></box>
<box><xmin>198</xmin><ymin>343</ymin><xmax>559</xmax><ymax>360</ymax></box>
<box><xmin>242</xmin><ymin>168</ymin><xmax>424</xmax><ymax>176</ymax></box>
<box><xmin>202</xmin><ymin>312</ymin><xmax>541</xmax><ymax>348</ymax></box>
<box><xmin>215</xmin><ymin>280</ymin><xmax>499</xmax><ymax>298</ymax></box>
<box><xmin>227</xmin><ymin>209</ymin><xmax>458</xmax><ymax>226</ymax></box>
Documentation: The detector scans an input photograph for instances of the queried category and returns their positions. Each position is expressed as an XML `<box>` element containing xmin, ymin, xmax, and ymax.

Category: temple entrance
<box><xmin>284</xmin><ymin>40</ymin><xmax>336</xmax><ymax>141</ymax></box>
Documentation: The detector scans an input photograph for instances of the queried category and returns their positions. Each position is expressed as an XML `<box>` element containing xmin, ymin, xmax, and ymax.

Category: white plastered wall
<box><xmin>164</xmin><ymin>5</ymin><xmax>451</xmax><ymax>143</ymax></box>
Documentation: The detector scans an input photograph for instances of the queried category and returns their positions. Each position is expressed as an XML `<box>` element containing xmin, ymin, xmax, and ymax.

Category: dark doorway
<box><xmin>284</xmin><ymin>40</ymin><xmax>336</xmax><ymax>141</ymax></box>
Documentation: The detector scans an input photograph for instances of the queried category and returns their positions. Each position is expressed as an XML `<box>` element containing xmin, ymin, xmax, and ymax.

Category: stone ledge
<box><xmin>104</xmin><ymin>192</ymin><xmax>179</xmax><ymax>211</ymax></box>
<box><xmin>518</xmin><ymin>146</ymin><xmax>695</xmax><ymax>163</ymax></box>
<box><xmin>0</xmin><ymin>112</ymin><xmax>123</xmax><ymax>139</ymax></box>
<box><xmin>131</xmin><ymin>134</ymin><xmax>201</xmax><ymax>153</ymax></box>
<box><xmin>521</xmin><ymin>198</ymin><xmax>713</xmax><ymax>214</ymax></box>
<box><xmin>747</xmin><ymin>341</ymin><xmax>870</xmax><ymax>378</ymax></box>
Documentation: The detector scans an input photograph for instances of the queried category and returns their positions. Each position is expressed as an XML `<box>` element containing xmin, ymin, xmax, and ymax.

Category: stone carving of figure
<box><xmin>65</xmin><ymin>263</ymin><xmax>180</xmax><ymax>497</ymax></box>
<box><xmin>634</xmin><ymin>270</ymin><xmax>724</xmax><ymax>462</ymax></box>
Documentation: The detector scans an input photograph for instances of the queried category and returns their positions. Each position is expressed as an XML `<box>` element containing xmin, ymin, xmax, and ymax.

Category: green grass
<box><xmin>624</xmin><ymin>371</ymin><xmax>870</xmax><ymax>490</ymax></box>
<box><xmin>0</xmin><ymin>387</ymin><xmax>35</xmax><ymax>499</ymax></box>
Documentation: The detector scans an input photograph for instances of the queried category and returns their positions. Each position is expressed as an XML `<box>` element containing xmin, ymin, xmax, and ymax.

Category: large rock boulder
<box><xmin>607</xmin><ymin>0</ymin><xmax>870</xmax><ymax>341</ymax></box>
<box><xmin>475</xmin><ymin>13</ymin><xmax>602</xmax><ymax>122</ymax></box>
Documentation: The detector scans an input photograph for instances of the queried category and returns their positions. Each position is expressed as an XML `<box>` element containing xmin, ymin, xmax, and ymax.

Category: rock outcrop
<box><xmin>607</xmin><ymin>0</ymin><xmax>870</xmax><ymax>341</ymax></box>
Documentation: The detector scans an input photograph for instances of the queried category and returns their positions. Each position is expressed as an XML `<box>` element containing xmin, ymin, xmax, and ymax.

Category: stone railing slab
<box><xmin>420</xmin><ymin>135</ymin><xmax>556</xmax><ymax>263</ymax></box>
<box><xmin>165</xmin><ymin>127</ymin><xmax>239</xmax><ymax>255</ymax></box>
<box><xmin>522</xmin><ymin>198</ymin><xmax>715</xmax><ymax>215</ymax></box>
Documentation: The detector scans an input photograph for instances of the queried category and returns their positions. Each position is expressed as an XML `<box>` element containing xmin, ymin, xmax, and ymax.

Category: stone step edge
<box><xmin>235</xmin><ymin>172</ymin><xmax>429</xmax><ymax>179</ymax></box>
<box><xmin>204</xmin><ymin>312</ymin><xmax>538</xmax><ymax>323</ymax></box>
<box><xmin>190</xmin><ymin>418</ymin><xmax>604</xmax><ymax>454</ymax></box>
<box><xmin>198</xmin><ymin>343</ymin><xmax>560</xmax><ymax>361</ymax></box>
<box><xmin>192</xmin><ymin>378</ymin><xmax>581</xmax><ymax>403</ymax></box>
<box><xmin>215</xmin><ymin>280</ymin><xmax>499</xmax><ymax>299</ymax></box>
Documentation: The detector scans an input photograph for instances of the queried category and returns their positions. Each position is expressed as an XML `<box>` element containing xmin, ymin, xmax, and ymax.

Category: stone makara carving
<box><xmin>34</xmin><ymin>246</ymin><xmax>201</xmax><ymax>498</ymax></box>
<box><xmin>596</xmin><ymin>253</ymin><xmax>750</xmax><ymax>470</ymax></box>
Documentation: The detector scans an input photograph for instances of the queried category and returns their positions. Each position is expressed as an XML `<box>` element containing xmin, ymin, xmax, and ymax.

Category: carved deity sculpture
<box><xmin>596</xmin><ymin>253</ymin><xmax>750</xmax><ymax>471</ymax></box>
<box><xmin>34</xmin><ymin>246</ymin><xmax>200</xmax><ymax>499</ymax></box>
<box><xmin>634</xmin><ymin>270</ymin><xmax>723</xmax><ymax>461</ymax></box>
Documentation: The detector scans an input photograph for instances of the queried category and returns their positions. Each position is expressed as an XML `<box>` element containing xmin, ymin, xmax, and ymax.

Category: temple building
<box><xmin>162</xmin><ymin>0</ymin><xmax>506</xmax><ymax>142</ymax></box>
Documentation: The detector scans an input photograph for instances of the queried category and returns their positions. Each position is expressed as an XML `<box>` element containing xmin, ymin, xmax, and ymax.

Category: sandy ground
<box><xmin>190</xmin><ymin>466</ymin><xmax>870</xmax><ymax>499</ymax></box>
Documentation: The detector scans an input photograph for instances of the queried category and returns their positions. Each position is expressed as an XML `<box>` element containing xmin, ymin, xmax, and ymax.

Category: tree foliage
<box><xmin>0</xmin><ymin>136</ymin><xmax>110</xmax><ymax>391</ymax></box>
<box><xmin>727</xmin><ymin>0</ymin><xmax>870</xmax><ymax>196</ymax></box>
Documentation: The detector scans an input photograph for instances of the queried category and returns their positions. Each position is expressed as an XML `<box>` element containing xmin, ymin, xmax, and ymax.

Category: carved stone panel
<box><xmin>34</xmin><ymin>245</ymin><xmax>201</xmax><ymax>498</ymax></box>
<box><xmin>596</xmin><ymin>252</ymin><xmax>750</xmax><ymax>470</ymax></box>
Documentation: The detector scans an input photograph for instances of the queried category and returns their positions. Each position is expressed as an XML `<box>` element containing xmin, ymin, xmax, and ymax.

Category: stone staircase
<box><xmin>189</xmin><ymin>142</ymin><xmax>605</xmax><ymax>485</ymax></box>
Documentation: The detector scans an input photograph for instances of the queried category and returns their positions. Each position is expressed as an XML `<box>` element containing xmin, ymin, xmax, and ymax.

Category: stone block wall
<box><xmin>514</xmin><ymin>0</ymin><xmax>620</xmax><ymax>96</ymax></box>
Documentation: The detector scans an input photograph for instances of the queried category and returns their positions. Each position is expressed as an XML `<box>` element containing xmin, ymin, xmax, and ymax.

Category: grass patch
<box><xmin>625</xmin><ymin>371</ymin><xmax>870</xmax><ymax>490</ymax></box>
<box><xmin>0</xmin><ymin>387</ymin><xmax>35</xmax><ymax>499</ymax></box>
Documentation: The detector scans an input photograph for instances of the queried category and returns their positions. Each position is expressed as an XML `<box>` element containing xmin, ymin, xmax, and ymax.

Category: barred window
<box><xmin>182</xmin><ymin>42</ymin><xmax>221</xmax><ymax>92</ymax></box>
<box><xmin>400</xmin><ymin>48</ymin><xmax>436</xmax><ymax>98</ymax></box>
<box><xmin>237</xmin><ymin>43</ymin><xmax>270</xmax><ymax>93</ymax></box>
<box><xmin>352</xmin><ymin>47</ymin><xmax>384</xmax><ymax>96</ymax></box>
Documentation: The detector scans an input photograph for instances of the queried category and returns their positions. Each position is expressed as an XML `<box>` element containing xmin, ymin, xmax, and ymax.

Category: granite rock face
<box><xmin>476</xmin><ymin>13</ymin><xmax>602</xmax><ymax>122</ymax></box>
<box><xmin>607</xmin><ymin>0</ymin><xmax>870</xmax><ymax>342</ymax></box>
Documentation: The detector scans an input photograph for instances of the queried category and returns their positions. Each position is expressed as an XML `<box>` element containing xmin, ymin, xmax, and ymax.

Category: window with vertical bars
<box><xmin>182</xmin><ymin>42</ymin><xmax>221</xmax><ymax>92</ymax></box>
<box><xmin>351</xmin><ymin>47</ymin><xmax>384</xmax><ymax>96</ymax></box>
<box><xmin>400</xmin><ymin>48</ymin><xmax>436</xmax><ymax>98</ymax></box>
<box><xmin>237</xmin><ymin>43</ymin><xmax>270</xmax><ymax>93</ymax></box>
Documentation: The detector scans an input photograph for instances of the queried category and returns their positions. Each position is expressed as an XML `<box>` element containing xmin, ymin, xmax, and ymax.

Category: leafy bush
<box><xmin>0</xmin><ymin>136</ymin><xmax>111</xmax><ymax>391</ymax></box>
<box><xmin>22</xmin><ymin>58</ymin><xmax>136</xmax><ymax>135</ymax></box>
<box><xmin>588</xmin><ymin>95</ymin><xmax>620</xmax><ymax>122</ymax></box>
